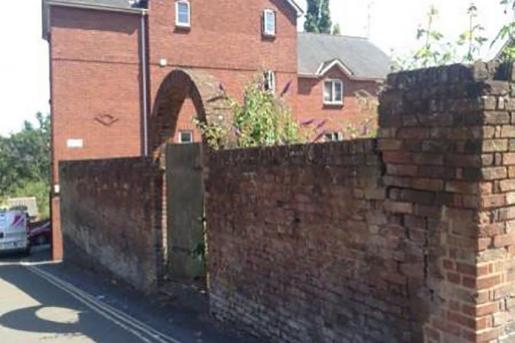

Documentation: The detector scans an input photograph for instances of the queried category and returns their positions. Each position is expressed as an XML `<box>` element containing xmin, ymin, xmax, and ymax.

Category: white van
<box><xmin>0</xmin><ymin>210</ymin><xmax>30</xmax><ymax>255</ymax></box>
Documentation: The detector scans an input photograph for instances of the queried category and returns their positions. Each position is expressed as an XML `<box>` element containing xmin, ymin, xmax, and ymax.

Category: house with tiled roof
<box><xmin>297</xmin><ymin>32</ymin><xmax>390</xmax><ymax>139</ymax></box>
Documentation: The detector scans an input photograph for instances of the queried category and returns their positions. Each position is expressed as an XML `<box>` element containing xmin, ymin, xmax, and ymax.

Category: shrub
<box><xmin>199</xmin><ymin>76</ymin><xmax>309</xmax><ymax>149</ymax></box>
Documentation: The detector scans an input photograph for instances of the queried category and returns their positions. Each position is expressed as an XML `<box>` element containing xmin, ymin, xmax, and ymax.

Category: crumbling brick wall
<box><xmin>206</xmin><ymin>62</ymin><xmax>515</xmax><ymax>343</ymax></box>
<box><xmin>379</xmin><ymin>62</ymin><xmax>515</xmax><ymax>342</ymax></box>
<box><xmin>59</xmin><ymin>158</ymin><xmax>163</xmax><ymax>292</ymax></box>
<box><xmin>206</xmin><ymin>141</ymin><xmax>412</xmax><ymax>342</ymax></box>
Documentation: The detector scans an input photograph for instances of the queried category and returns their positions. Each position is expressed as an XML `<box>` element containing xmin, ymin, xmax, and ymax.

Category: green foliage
<box><xmin>493</xmin><ymin>0</ymin><xmax>515</xmax><ymax>61</ymax></box>
<box><xmin>0</xmin><ymin>113</ymin><xmax>51</xmax><ymax>218</ymax></box>
<box><xmin>304</xmin><ymin>0</ymin><xmax>319</xmax><ymax>33</ymax></box>
<box><xmin>499</xmin><ymin>40</ymin><xmax>515</xmax><ymax>61</ymax></box>
<box><xmin>304</xmin><ymin>0</ymin><xmax>333</xmax><ymax>34</ymax></box>
<box><xmin>318</xmin><ymin>0</ymin><xmax>333</xmax><ymax>34</ymax></box>
<box><xmin>196</xmin><ymin>121</ymin><xmax>229</xmax><ymax>151</ymax></box>
<box><xmin>199</xmin><ymin>77</ymin><xmax>307</xmax><ymax>149</ymax></box>
<box><xmin>230</xmin><ymin>82</ymin><xmax>302</xmax><ymax>148</ymax></box>
<box><xmin>393</xmin><ymin>6</ymin><xmax>455</xmax><ymax>70</ymax></box>
<box><xmin>393</xmin><ymin>3</ymin><xmax>492</xmax><ymax>71</ymax></box>
<box><xmin>458</xmin><ymin>3</ymin><xmax>488</xmax><ymax>62</ymax></box>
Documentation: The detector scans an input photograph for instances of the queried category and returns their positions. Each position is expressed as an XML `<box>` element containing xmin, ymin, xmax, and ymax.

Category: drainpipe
<box><xmin>140</xmin><ymin>11</ymin><xmax>149</xmax><ymax>157</ymax></box>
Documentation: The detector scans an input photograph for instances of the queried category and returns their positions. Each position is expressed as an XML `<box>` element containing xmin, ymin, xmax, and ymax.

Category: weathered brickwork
<box><xmin>205</xmin><ymin>141</ymin><xmax>416</xmax><ymax>342</ymax></box>
<box><xmin>205</xmin><ymin>62</ymin><xmax>515</xmax><ymax>343</ymax></box>
<box><xmin>468</xmin><ymin>66</ymin><xmax>515</xmax><ymax>343</ymax></box>
<box><xmin>379</xmin><ymin>62</ymin><xmax>515</xmax><ymax>343</ymax></box>
<box><xmin>59</xmin><ymin>158</ymin><xmax>163</xmax><ymax>292</ymax></box>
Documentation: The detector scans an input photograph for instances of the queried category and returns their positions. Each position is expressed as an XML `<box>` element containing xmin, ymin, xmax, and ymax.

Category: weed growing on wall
<box><xmin>393</xmin><ymin>5</ymin><xmax>480</xmax><ymax>69</ymax></box>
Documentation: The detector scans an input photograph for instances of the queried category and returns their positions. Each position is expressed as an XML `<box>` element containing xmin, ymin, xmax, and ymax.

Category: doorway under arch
<box><xmin>150</xmin><ymin>68</ymin><xmax>229</xmax><ymax>285</ymax></box>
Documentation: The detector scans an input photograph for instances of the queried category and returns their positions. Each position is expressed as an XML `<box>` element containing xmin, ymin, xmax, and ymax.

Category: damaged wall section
<box><xmin>205</xmin><ymin>141</ymin><xmax>411</xmax><ymax>342</ymax></box>
<box><xmin>206</xmin><ymin>62</ymin><xmax>515</xmax><ymax>343</ymax></box>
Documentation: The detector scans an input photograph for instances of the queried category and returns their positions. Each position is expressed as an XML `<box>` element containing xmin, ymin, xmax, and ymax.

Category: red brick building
<box><xmin>42</xmin><ymin>1</ymin><xmax>389</xmax><ymax>253</ymax></box>
<box><xmin>43</xmin><ymin>0</ymin><xmax>305</xmax><ymax>177</ymax></box>
<box><xmin>297</xmin><ymin>32</ymin><xmax>389</xmax><ymax>139</ymax></box>
<box><xmin>42</xmin><ymin>0</ymin><xmax>389</xmax><ymax>171</ymax></box>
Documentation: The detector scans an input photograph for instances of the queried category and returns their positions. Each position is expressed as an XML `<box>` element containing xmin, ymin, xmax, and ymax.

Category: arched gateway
<box><xmin>150</xmin><ymin>68</ymin><xmax>229</xmax><ymax>155</ymax></box>
<box><xmin>150</xmin><ymin>69</ymin><xmax>229</xmax><ymax>282</ymax></box>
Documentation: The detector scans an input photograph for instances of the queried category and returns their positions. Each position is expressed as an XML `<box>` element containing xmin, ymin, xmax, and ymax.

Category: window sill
<box><xmin>323</xmin><ymin>102</ymin><xmax>344</xmax><ymax>108</ymax></box>
<box><xmin>175</xmin><ymin>23</ymin><xmax>191</xmax><ymax>30</ymax></box>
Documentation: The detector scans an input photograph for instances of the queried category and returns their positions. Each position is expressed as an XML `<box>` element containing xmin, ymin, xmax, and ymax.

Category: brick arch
<box><xmin>150</xmin><ymin>68</ymin><xmax>229</xmax><ymax>154</ymax></box>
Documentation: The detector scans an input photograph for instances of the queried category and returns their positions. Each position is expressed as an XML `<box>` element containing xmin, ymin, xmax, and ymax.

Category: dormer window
<box><xmin>263</xmin><ymin>9</ymin><xmax>276</xmax><ymax>37</ymax></box>
<box><xmin>323</xmin><ymin>79</ymin><xmax>344</xmax><ymax>105</ymax></box>
<box><xmin>176</xmin><ymin>0</ymin><xmax>190</xmax><ymax>28</ymax></box>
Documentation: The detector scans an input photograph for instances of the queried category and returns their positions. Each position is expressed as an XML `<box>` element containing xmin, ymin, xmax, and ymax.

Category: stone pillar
<box><xmin>379</xmin><ymin>62</ymin><xmax>515</xmax><ymax>342</ymax></box>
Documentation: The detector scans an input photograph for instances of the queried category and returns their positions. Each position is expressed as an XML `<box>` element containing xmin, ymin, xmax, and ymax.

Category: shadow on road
<box><xmin>0</xmin><ymin>244</ymin><xmax>52</xmax><ymax>265</ymax></box>
<box><xmin>0</xmin><ymin>265</ymin><xmax>118</xmax><ymax>342</ymax></box>
<box><xmin>0</xmin><ymin>246</ymin><xmax>131</xmax><ymax>342</ymax></box>
<box><xmin>0</xmin><ymin>246</ymin><xmax>262</xmax><ymax>343</ymax></box>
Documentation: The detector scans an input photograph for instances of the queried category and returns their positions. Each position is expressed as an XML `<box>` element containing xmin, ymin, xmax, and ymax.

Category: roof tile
<box><xmin>298</xmin><ymin>32</ymin><xmax>391</xmax><ymax>80</ymax></box>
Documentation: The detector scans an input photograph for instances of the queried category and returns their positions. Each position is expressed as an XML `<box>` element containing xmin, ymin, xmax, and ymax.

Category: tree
<box><xmin>304</xmin><ymin>0</ymin><xmax>333</xmax><ymax>34</ymax></box>
<box><xmin>0</xmin><ymin>113</ymin><xmax>51</xmax><ymax>217</ymax></box>
<box><xmin>304</xmin><ymin>0</ymin><xmax>320</xmax><ymax>33</ymax></box>
<box><xmin>318</xmin><ymin>0</ymin><xmax>333</xmax><ymax>34</ymax></box>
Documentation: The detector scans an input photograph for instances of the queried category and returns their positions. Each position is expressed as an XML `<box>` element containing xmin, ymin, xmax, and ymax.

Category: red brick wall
<box><xmin>205</xmin><ymin>141</ymin><xmax>415</xmax><ymax>342</ymax></box>
<box><xmin>296</xmin><ymin>67</ymin><xmax>380</xmax><ymax>138</ymax></box>
<box><xmin>205</xmin><ymin>62</ymin><xmax>515</xmax><ymax>342</ymax></box>
<box><xmin>148</xmin><ymin>0</ymin><xmax>299</xmax><ymax>139</ymax></box>
<box><xmin>174</xmin><ymin>97</ymin><xmax>201</xmax><ymax>143</ymax></box>
<box><xmin>148</xmin><ymin>0</ymin><xmax>297</xmax><ymax>74</ymax></box>
<box><xmin>59</xmin><ymin>158</ymin><xmax>163</xmax><ymax>292</ymax></box>
<box><xmin>49</xmin><ymin>7</ymin><xmax>144</xmax><ymax>182</ymax></box>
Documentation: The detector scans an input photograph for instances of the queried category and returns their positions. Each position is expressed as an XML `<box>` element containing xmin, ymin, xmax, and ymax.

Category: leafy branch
<box><xmin>458</xmin><ymin>3</ymin><xmax>488</xmax><ymax>62</ymax></box>
<box><xmin>493</xmin><ymin>0</ymin><xmax>515</xmax><ymax>61</ymax></box>
<box><xmin>393</xmin><ymin>2</ymin><xmax>508</xmax><ymax>70</ymax></box>
<box><xmin>197</xmin><ymin>75</ymin><xmax>312</xmax><ymax>150</ymax></box>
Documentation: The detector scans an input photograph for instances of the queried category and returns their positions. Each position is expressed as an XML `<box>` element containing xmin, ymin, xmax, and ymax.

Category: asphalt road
<box><xmin>0</xmin><ymin>248</ymin><xmax>258</xmax><ymax>343</ymax></box>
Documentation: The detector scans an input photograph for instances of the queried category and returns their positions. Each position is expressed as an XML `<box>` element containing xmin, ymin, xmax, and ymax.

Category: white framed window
<box><xmin>262</xmin><ymin>9</ymin><xmax>276</xmax><ymax>37</ymax></box>
<box><xmin>175</xmin><ymin>0</ymin><xmax>191</xmax><ymax>28</ymax></box>
<box><xmin>323</xmin><ymin>79</ymin><xmax>344</xmax><ymax>105</ymax></box>
<box><xmin>263</xmin><ymin>70</ymin><xmax>276</xmax><ymax>93</ymax></box>
<box><xmin>324</xmin><ymin>132</ymin><xmax>342</xmax><ymax>142</ymax></box>
<box><xmin>178</xmin><ymin>131</ymin><xmax>193</xmax><ymax>144</ymax></box>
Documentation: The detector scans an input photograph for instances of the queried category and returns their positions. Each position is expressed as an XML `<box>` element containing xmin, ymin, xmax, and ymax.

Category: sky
<box><xmin>0</xmin><ymin>0</ymin><xmax>509</xmax><ymax>136</ymax></box>
<box><xmin>298</xmin><ymin>0</ymin><xmax>507</xmax><ymax>56</ymax></box>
